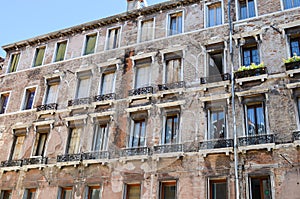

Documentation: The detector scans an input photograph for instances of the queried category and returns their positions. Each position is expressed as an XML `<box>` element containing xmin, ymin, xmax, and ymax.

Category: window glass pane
<box><xmin>93</xmin><ymin>124</ymin><xmax>108</xmax><ymax>151</ymax></box>
<box><xmin>290</xmin><ymin>39</ymin><xmax>300</xmax><ymax>56</ymax></box>
<box><xmin>107</xmin><ymin>28</ymin><xmax>120</xmax><ymax>50</ymax></box>
<box><xmin>23</xmin><ymin>89</ymin><xmax>35</xmax><ymax>110</ymax></box>
<box><xmin>248</xmin><ymin>0</ymin><xmax>256</xmax><ymax>17</ymax></box>
<box><xmin>9</xmin><ymin>53</ymin><xmax>20</xmax><ymax>73</ymax></box>
<box><xmin>27</xmin><ymin>189</ymin><xmax>36</xmax><ymax>199</ymax></box>
<box><xmin>295</xmin><ymin>0</ymin><xmax>300</xmax><ymax>7</ymax></box>
<box><xmin>246</xmin><ymin>103</ymin><xmax>265</xmax><ymax>135</ymax></box>
<box><xmin>216</xmin><ymin>6</ymin><xmax>222</xmax><ymax>25</ymax></box>
<box><xmin>101</xmin><ymin>72</ymin><xmax>115</xmax><ymax>94</ymax></box>
<box><xmin>140</xmin><ymin>19</ymin><xmax>153</xmax><ymax>42</ymax></box>
<box><xmin>127</xmin><ymin>184</ymin><xmax>141</xmax><ymax>199</ymax></box>
<box><xmin>46</xmin><ymin>83</ymin><xmax>59</xmax><ymax>104</ymax></box>
<box><xmin>135</xmin><ymin>61</ymin><xmax>150</xmax><ymax>88</ymax></box>
<box><xmin>0</xmin><ymin>94</ymin><xmax>9</xmax><ymax>114</ymax></box>
<box><xmin>209</xmin><ymin>110</ymin><xmax>225</xmax><ymax>139</ymax></box>
<box><xmin>33</xmin><ymin>47</ymin><xmax>45</xmax><ymax>67</ymax></box>
<box><xmin>255</xmin><ymin>106</ymin><xmax>265</xmax><ymax>134</ymax></box>
<box><xmin>84</xmin><ymin>34</ymin><xmax>97</xmax><ymax>55</ymax></box>
<box><xmin>67</xmin><ymin>128</ymin><xmax>81</xmax><ymax>154</ymax></box>
<box><xmin>55</xmin><ymin>42</ymin><xmax>67</xmax><ymax>62</ymax></box>
<box><xmin>76</xmin><ymin>77</ymin><xmax>90</xmax><ymax>98</ymax></box>
<box><xmin>2</xmin><ymin>190</ymin><xmax>12</xmax><ymax>199</ymax></box>
<box><xmin>177</xmin><ymin>15</ymin><xmax>182</xmax><ymax>34</ymax></box>
<box><xmin>166</xmin><ymin>58</ymin><xmax>181</xmax><ymax>83</ymax></box>
<box><xmin>89</xmin><ymin>187</ymin><xmax>100</xmax><ymax>199</ymax></box>
<box><xmin>239</xmin><ymin>1</ymin><xmax>247</xmax><ymax>19</ymax></box>
<box><xmin>130</xmin><ymin>120</ymin><xmax>146</xmax><ymax>148</ymax></box>
<box><xmin>250</xmin><ymin>177</ymin><xmax>271</xmax><ymax>199</ymax></box>
<box><xmin>161</xmin><ymin>182</ymin><xmax>176</xmax><ymax>199</ymax></box>
<box><xmin>35</xmin><ymin>133</ymin><xmax>48</xmax><ymax>156</ymax></box>
<box><xmin>251</xmin><ymin>49</ymin><xmax>260</xmax><ymax>65</ymax></box>
<box><xmin>62</xmin><ymin>189</ymin><xmax>72</xmax><ymax>199</ymax></box>
<box><xmin>208</xmin><ymin>7</ymin><xmax>215</xmax><ymax>27</ymax></box>
<box><xmin>211</xmin><ymin>180</ymin><xmax>227</xmax><ymax>199</ymax></box>
<box><xmin>164</xmin><ymin>115</ymin><xmax>178</xmax><ymax>144</ymax></box>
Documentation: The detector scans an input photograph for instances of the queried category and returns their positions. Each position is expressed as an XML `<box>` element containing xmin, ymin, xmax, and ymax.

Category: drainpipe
<box><xmin>228</xmin><ymin>0</ymin><xmax>240</xmax><ymax>198</ymax></box>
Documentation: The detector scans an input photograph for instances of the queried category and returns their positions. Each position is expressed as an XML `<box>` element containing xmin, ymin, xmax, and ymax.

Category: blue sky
<box><xmin>0</xmin><ymin>0</ymin><xmax>164</xmax><ymax>58</ymax></box>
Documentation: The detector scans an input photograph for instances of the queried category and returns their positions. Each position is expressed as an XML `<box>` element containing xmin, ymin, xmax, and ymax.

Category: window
<box><xmin>209</xmin><ymin>179</ymin><xmax>227</xmax><ymax>199</ymax></box>
<box><xmin>66</xmin><ymin>127</ymin><xmax>82</xmax><ymax>154</ymax></box>
<box><xmin>0</xmin><ymin>190</ymin><xmax>12</xmax><ymax>199</ymax></box>
<box><xmin>162</xmin><ymin>114</ymin><xmax>179</xmax><ymax>144</ymax></box>
<box><xmin>245</xmin><ymin>102</ymin><xmax>266</xmax><ymax>136</ymax></box>
<box><xmin>9</xmin><ymin>129</ymin><xmax>26</xmax><ymax>160</ymax></box>
<box><xmin>59</xmin><ymin>187</ymin><xmax>73</xmax><ymax>199</ymax></box>
<box><xmin>129</xmin><ymin>120</ymin><xmax>146</xmax><ymax>148</ymax></box>
<box><xmin>32</xmin><ymin>126</ymin><xmax>49</xmax><ymax>157</ymax></box>
<box><xmin>206</xmin><ymin>43</ymin><xmax>224</xmax><ymax>77</ymax></box>
<box><xmin>54</xmin><ymin>41</ymin><xmax>67</xmax><ymax>62</ymax></box>
<box><xmin>238</xmin><ymin>0</ymin><xmax>256</xmax><ymax>20</ymax></box>
<box><xmin>100</xmin><ymin>71</ymin><xmax>115</xmax><ymax>95</ymax></box>
<box><xmin>22</xmin><ymin>87</ymin><xmax>36</xmax><ymax>110</ymax></box>
<box><xmin>87</xmin><ymin>186</ymin><xmax>101</xmax><ymax>199</ymax></box>
<box><xmin>207</xmin><ymin>3</ymin><xmax>222</xmax><ymax>27</ymax></box>
<box><xmin>92</xmin><ymin>124</ymin><xmax>109</xmax><ymax>151</ymax></box>
<box><xmin>139</xmin><ymin>19</ymin><xmax>154</xmax><ymax>42</ymax></box>
<box><xmin>242</xmin><ymin>44</ymin><xmax>259</xmax><ymax>67</ymax></box>
<box><xmin>208</xmin><ymin>109</ymin><xmax>226</xmax><ymax>140</ymax></box>
<box><xmin>168</xmin><ymin>12</ymin><xmax>182</xmax><ymax>36</ymax></box>
<box><xmin>135</xmin><ymin>58</ymin><xmax>151</xmax><ymax>89</ymax></box>
<box><xmin>125</xmin><ymin>184</ymin><xmax>141</xmax><ymax>199</ymax></box>
<box><xmin>24</xmin><ymin>189</ymin><xmax>36</xmax><ymax>199</ymax></box>
<box><xmin>249</xmin><ymin>176</ymin><xmax>272</xmax><ymax>199</ymax></box>
<box><xmin>45</xmin><ymin>78</ymin><xmax>60</xmax><ymax>104</ymax></box>
<box><xmin>159</xmin><ymin>181</ymin><xmax>177</xmax><ymax>199</ymax></box>
<box><xmin>8</xmin><ymin>53</ymin><xmax>20</xmax><ymax>73</ymax></box>
<box><xmin>32</xmin><ymin>46</ymin><xmax>46</xmax><ymax>67</ymax></box>
<box><xmin>0</xmin><ymin>93</ymin><xmax>10</xmax><ymax>114</ymax></box>
<box><xmin>106</xmin><ymin>27</ymin><xmax>120</xmax><ymax>50</ymax></box>
<box><xmin>84</xmin><ymin>34</ymin><xmax>97</xmax><ymax>55</ymax></box>
<box><xmin>283</xmin><ymin>0</ymin><xmax>300</xmax><ymax>9</ymax></box>
<box><xmin>164</xmin><ymin>52</ymin><xmax>182</xmax><ymax>84</ymax></box>
<box><xmin>76</xmin><ymin>72</ymin><xmax>91</xmax><ymax>99</ymax></box>
<box><xmin>290</xmin><ymin>36</ymin><xmax>300</xmax><ymax>56</ymax></box>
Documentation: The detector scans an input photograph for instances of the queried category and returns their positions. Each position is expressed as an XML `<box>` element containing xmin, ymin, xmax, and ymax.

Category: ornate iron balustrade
<box><xmin>158</xmin><ymin>81</ymin><xmax>185</xmax><ymax>91</ymax></box>
<box><xmin>235</xmin><ymin>67</ymin><xmax>267</xmax><ymax>79</ymax></box>
<box><xmin>153</xmin><ymin>144</ymin><xmax>183</xmax><ymax>154</ymax></box>
<box><xmin>238</xmin><ymin>134</ymin><xmax>274</xmax><ymax>146</ymax></box>
<box><xmin>36</xmin><ymin>103</ymin><xmax>58</xmax><ymax>112</ymax></box>
<box><xmin>22</xmin><ymin>157</ymin><xmax>47</xmax><ymax>165</ymax></box>
<box><xmin>57</xmin><ymin>153</ymin><xmax>82</xmax><ymax>162</ymax></box>
<box><xmin>68</xmin><ymin>97</ymin><xmax>91</xmax><ymax>107</ymax></box>
<box><xmin>128</xmin><ymin>86</ymin><xmax>153</xmax><ymax>96</ymax></box>
<box><xmin>200</xmin><ymin>73</ymin><xmax>231</xmax><ymax>84</ymax></box>
<box><xmin>0</xmin><ymin>159</ymin><xmax>22</xmax><ymax>167</ymax></box>
<box><xmin>82</xmin><ymin>151</ymin><xmax>109</xmax><ymax>160</ymax></box>
<box><xmin>199</xmin><ymin>139</ymin><xmax>233</xmax><ymax>150</ymax></box>
<box><xmin>285</xmin><ymin>61</ymin><xmax>300</xmax><ymax>71</ymax></box>
<box><xmin>93</xmin><ymin>93</ymin><xmax>116</xmax><ymax>102</ymax></box>
<box><xmin>293</xmin><ymin>131</ymin><xmax>300</xmax><ymax>141</ymax></box>
<box><xmin>120</xmin><ymin>147</ymin><xmax>150</xmax><ymax>157</ymax></box>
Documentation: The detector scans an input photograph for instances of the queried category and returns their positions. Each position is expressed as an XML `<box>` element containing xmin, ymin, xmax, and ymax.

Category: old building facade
<box><xmin>0</xmin><ymin>0</ymin><xmax>300</xmax><ymax>198</ymax></box>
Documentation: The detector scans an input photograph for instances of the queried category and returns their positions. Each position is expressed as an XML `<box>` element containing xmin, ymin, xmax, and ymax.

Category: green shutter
<box><xmin>9</xmin><ymin>53</ymin><xmax>20</xmax><ymax>73</ymax></box>
<box><xmin>84</xmin><ymin>34</ymin><xmax>97</xmax><ymax>55</ymax></box>
<box><xmin>55</xmin><ymin>42</ymin><xmax>67</xmax><ymax>62</ymax></box>
<box><xmin>33</xmin><ymin>47</ymin><xmax>45</xmax><ymax>67</ymax></box>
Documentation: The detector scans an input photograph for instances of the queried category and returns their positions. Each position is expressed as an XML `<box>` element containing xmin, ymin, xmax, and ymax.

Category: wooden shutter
<box><xmin>55</xmin><ymin>42</ymin><xmax>67</xmax><ymax>62</ymax></box>
<box><xmin>135</xmin><ymin>59</ymin><xmax>151</xmax><ymax>88</ymax></box>
<box><xmin>101</xmin><ymin>72</ymin><xmax>115</xmax><ymax>94</ymax></box>
<box><xmin>34</xmin><ymin>47</ymin><xmax>45</xmax><ymax>67</ymax></box>
<box><xmin>9</xmin><ymin>53</ymin><xmax>20</xmax><ymax>73</ymax></box>
<box><xmin>68</xmin><ymin>128</ymin><xmax>81</xmax><ymax>154</ymax></box>
<box><xmin>77</xmin><ymin>77</ymin><xmax>90</xmax><ymax>98</ymax></box>
<box><xmin>84</xmin><ymin>34</ymin><xmax>97</xmax><ymax>55</ymax></box>
<box><xmin>12</xmin><ymin>135</ymin><xmax>25</xmax><ymax>160</ymax></box>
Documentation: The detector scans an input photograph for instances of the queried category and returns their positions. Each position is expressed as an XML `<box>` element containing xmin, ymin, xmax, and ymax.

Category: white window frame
<box><xmin>128</xmin><ymin>118</ymin><xmax>147</xmax><ymax>148</ymax></box>
<box><xmin>161</xmin><ymin>112</ymin><xmax>181</xmax><ymax>145</ymax></box>
<box><xmin>162</xmin><ymin>51</ymin><xmax>184</xmax><ymax>84</ymax></box>
<box><xmin>206</xmin><ymin>106</ymin><xmax>228</xmax><ymax>140</ymax></box>
<box><xmin>43</xmin><ymin>77</ymin><xmax>61</xmax><ymax>105</ymax></box>
<box><xmin>20</xmin><ymin>86</ymin><xmax>38</xmax><ymax>111</ymax></box>
<box><xmin>98</xmin><ymin>69</ymin><xmax>117</xmax><ymax>95</ymax></box>
<box><xmin>52</xmin><ymin>40</ymin><xmax>68</xmax><ymax>63</ymax></box>
<box><xmin>92</xmin><ymin>123</ymin><xmax>109</xmax><ymax>152</ymax></box>
<box><xmin>105</xmin><ymin>26</ymin><xmax>122</xmax><ymax>51</ymax></box>
<box><xmin>82</xmin><ymin>32</ymin><xmax>99</xmax><ymax>56</ymax></box>
<box><xmin>30</xmin><ymin>126</ymin><xmax>50</xmax><ymax>158</ymax></box>
<box><xmin>205</xmin><ymin>44</ymin><xmax>226</xmax><ymax>77</ymax></box>
<box><xmin>75</xmin><ymin>70</ymin><xmax>92</xmax><ymax>99</ymax></box>
<box><xmin>31</xmin><ymin>45</ymin><xmax>47</xmax><ymax>67</ymax></box>
<box><xmin>166</xmin><ymin>10</ymin><xmax>184</xmax><ymax>37</ymax></box>
<box><xmin>137</xmin><ymin>17</ymin><xmax>155</xmax><ymax>43</ymax></box>
<box><xmin>204</xmin><ymin>1</ymin><xmax>224</xmax><ymax>28</ymax></box>
<box><xmin>0</xmin><ymin>91</ymin><xmax>11</xmax><ymax>114</ymax></box>
<box><xmin>281</xmin><ymin>0</ymin><xmax>300</xmax><ymax>10</ymax></box>
<box><xmin>235</xmin><ymin>0</ymin><xmax>258</xmax><ymax>21</ymax></box>
<box><xmin>6</xmin><ymin>52</ymin><xmax>21</xmax><ymax>73</ymax></box>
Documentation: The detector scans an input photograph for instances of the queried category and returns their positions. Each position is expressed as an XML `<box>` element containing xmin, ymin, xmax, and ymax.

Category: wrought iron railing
<box><xmin>128</xmin><ymin>86</ymin><xmax>153</xmax><ymax>96</ymax></box>
<box><xmin>57</xmin><ymin>153</ymin><xmax>82</xmax><ymax>162</ymax></box>
<box><xmin>22</xmin><ymin>157</ymin><xmax>48</xmax><ymax>165</ymax></box>
<box><xmin>120</xmin><ymin>147</ymin><xmax>151</xmax><ymax>157</ymax></box>
<box><xmin>158</xmin><ymin>81</ymin><xmax>185</xmax><ymax>91</ymax></box>
<box><xmin>293</xmin><ymin>131</ymin><xmax>300</xmax><ymax>141</ymax></box>
<box><xmin>199</xmin><ymin>139</ymin><xmax>233</xmax><ymax>150</ymax></box>
<box><xmin>153</xmin><ymin>144</ymin><xmax>183</xmax><ymax>154</ymax></box>
<box><xmin>82</xmin><ymin>151</ymin><xmax>109</xmax><ymax>160</ymax></box>
<box><xmin>93</xmin><ymin>93</ymin><xmax>116</xmax><ymax>102</ymax></box>
<box><xmin>36</xmin><ymin>103</ymin><xmax>58</xmax><ymax>112</ymax></box>
<box><xmin>200</xmin><ymin>73</ymin><xmax>231</xmax><ymax>84</ymax></box>
<box><xmin>238</xmin><ymin>134</ymin><xmax>274</xmax><ymax>146</ymax></box>
<box><xmin>0</xmin><ymin>159</ymin><xmax>23</xmax><ymax>167</ymax></box>
<box><xmin>68</xmin><ymin>97</ymin><xmax>91</xmax><ymax>107</ymax></box>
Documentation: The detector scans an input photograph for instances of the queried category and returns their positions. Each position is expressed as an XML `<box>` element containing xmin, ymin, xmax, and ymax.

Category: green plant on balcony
<box><xmin>283</xmin><ymin>53</ymin><xmax>300</xmax><ymax>64</ymax></box>
<box><xmin>237</xmin><ymin>62</ymin><xmax>265</xmax><ymax>72</ymax></box>
<box><xmin>235</xmin><ymin>62</ymin><xmax>266</xmax><ymax>78</ymax></box>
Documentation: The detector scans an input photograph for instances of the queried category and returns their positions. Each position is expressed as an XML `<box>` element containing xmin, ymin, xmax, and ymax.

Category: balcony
<box><xmin>82</xmin><ymin>151</ymin><xmax>109</xmax><ymax>160</ymax></box>
<box><xmin>22</xmin><ymin>157</ymin><xmax>47</xmax><ymax>166</ymax></box>
<box><xmin>153</xmin><ymin>144</ymin><xmax>183</xmax><ymax>154</ymax></box>
<box><xmin>200</xmin><ymin>73</ymin><xmax>231</xmax><ymax>84</ymax></box>
<box><xmin>158</xmin><ymin>81</ymin><xmax>185</xmax><ymax>91</ymax></box>
<box><xmin>235</xmin><ymin>67</ymin><xmax>268</xmax><ymax>85</ymax></box>
<box><xmin>93</xmin><ymin>93</ymin><xmax>116</xmax><ymax>102</ymax></box>
<box><xmin>68</xmin><ymin>97</ymin><xmax>91</xmax><ymax>107</ymax></box>
<box><xmin>128</xmin><ymin>86</ymin><xmax>153</xmax><ymax>96</ymax></box>
<box><xmin>57</xmin><ymin>153</ymin><xmax>82</xmax><ymax>163</ymax></box>
<box><xmin>36</xmin><ymin>103</ymin><xmax>58</xmax><ymax>112</ymax></box>
<box><xmin>0</xmin><ymin>159</ymin><xmax>22</xmax><ymax>167</ymax></box>
<box><xmin>293</xmin><ymin>131</ymin><xmax>300</xmax><ymax>141</ymax></box>
<box><xmin>120</xmin><ymin>147</ymin><xmax>151</xmax><ymax>157</ymax></box>
<box><xmin>285</xmin><ymin>61</ymin><xmax>300</xmax><ymax>71</ymax></box>
<box><xmin>199</xmin><ymin>139</ymin><xmax>233</xmax><ymax>149</ymax></box>
<box><xmin>238</xmin><ymin>134</ymin><xmax>275</xmax><ymax>152</ymax></box>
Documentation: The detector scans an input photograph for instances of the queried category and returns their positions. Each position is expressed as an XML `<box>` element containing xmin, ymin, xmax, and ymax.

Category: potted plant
<box><xmin>235</xmin><ymin>62</ymin><xmax>267</xmax><ymax>78</ymax></box>
<box><xmin>283</xmin><ymin>53</ymin><xmax>300</xmax><ymax>71</ymax></box>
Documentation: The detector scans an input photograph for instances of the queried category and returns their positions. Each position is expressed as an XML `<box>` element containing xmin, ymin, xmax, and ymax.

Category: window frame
<box><xmin>128</xmin><ymin>119</ymin><xmax>147</xmax><ymax>148</ymax></box>
<box><xmin>162</xmin><ymin>51</ymin><xmax>184</xmax><ymax>84</ymax></box>
<box><xmin>7</xmin><ymin>52</ymin><xmax>21</xmax><ymax>73</ymax></box>
<box><xmin>21</xmin><ymin>86</ymin><xmax>37</xmax><ymax>111</ymax></box>
<box><xmin>205</xmin><ymin>1</ymin><xmax>223</xmax><ymax>28</ymax></box>
<box><xmin>23</xmin><ymin>188</ymin><xmax>37</xmax><ymax>199</ymax></box>
<box><xmin>207</xmin><ymin>105</ymin><xmax>227</xmax><ymax>140</ymax></box>
<box><xmin>282</xmin><ymin>0</ymin><xmax>300</xmax><ymax>10</ymax></box>
<box><xmin>0</xmin><ymin>190</ymin><xmax>12</xmax><ymax>199</ymax></box>
<box><xmin>124</xmin><ymin>183</ymin><xmax>141</xmax><ymax>199</ymax></box>
<box><xmin>206</xmin><ymin>43</ymin><xmax>226</xmax><ymax>77</ymax></box>
<box><xmin>32</xmin><ymin>46</ymin><xmax>46</xmax><ymax>67</ymax></box>
<box><xmin>159</xmin><ymin>180</ymin><xmax>177</xmax><ymax>199</ymax></box>
<box><xmin>82</xmin><ymin>32</ymin><xmax>98</xmax><ymax>56</ymax></box>
<box><xmin>0</xmin><ymin>91</ymin><xmax>11</xmax><ymax>114</ymax></box>
<box><xmin>65</xmin><ymin>126</ymin><xmax>82</xmax><ymax>155</ymax></box>
<box><xmin>53</xmin><ymin>40</ymin><xmax>68</xmax><ymax>63</ymax></box>
<box><xmin>133</xmin><ymin>57</ymin><xmax>152</xmax><ymax>89</ymax></box>
<box><xmin>9</xmin><ymin>129</ymin><xmax>26</xmax><ymax>161</ymax></box>
<box><xmin>236</xmin><ymin>0</ymin><xmax>257</xmax><ymax>21</ymax></box>
<box><xmin>161</xmin><ymin>111</ymin><xmax>180</xmax><ymax>145</ymax></box>
<box><xmin>138</xmin><ymin>18</ymin><xmax>155</xmax><ymax>43</ymax></box>
<box><xmin>85</xmin><ymin>185</ymin><xmax>102</xmax><ymax>199</ymax></box>
<box><xmin>58</xmin><ymin>187</ymin><xmax>73</xmax><ymax>199</ymax></box>
<box><xmin>105</xmin><ymin>26</ymin><xmax>122</xmax><ymax>50</ymax></box>
<box><xmin>208</xmin><ymin>178</ymin><xmax>228</xmax><ymax>199</ymax></box>
<box><xmin>167</xmin><ymin>11</ymin><xmax>184</xmax><ymax>37</ymax></box>
<box><xmin>75</xmin><ymin>71</ymin><xmax>92</xmax><ymax>99</ymax></box>
<box><xmin>248</xmin><ymin>175</ymin><xmax>272</xmax><ymax>199</ymax></box>
<box><xmin>92</xmin><ymin>123</ymin><xmax>109</xmax><ymax>152</ymax></box>
<box><xmin>43</xmin><ymin>77</ymin><xmax>60</xmax><ymax>105</ymax></box>
<box><xmin>31</xmin><ymin>126</ymin><xmax>50</xmax><ymax>157</ymax></box>
<box><xmin>99</xmin><ymin>69</ymin><xmax>116</xmax><ymax>95</ymax></box>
